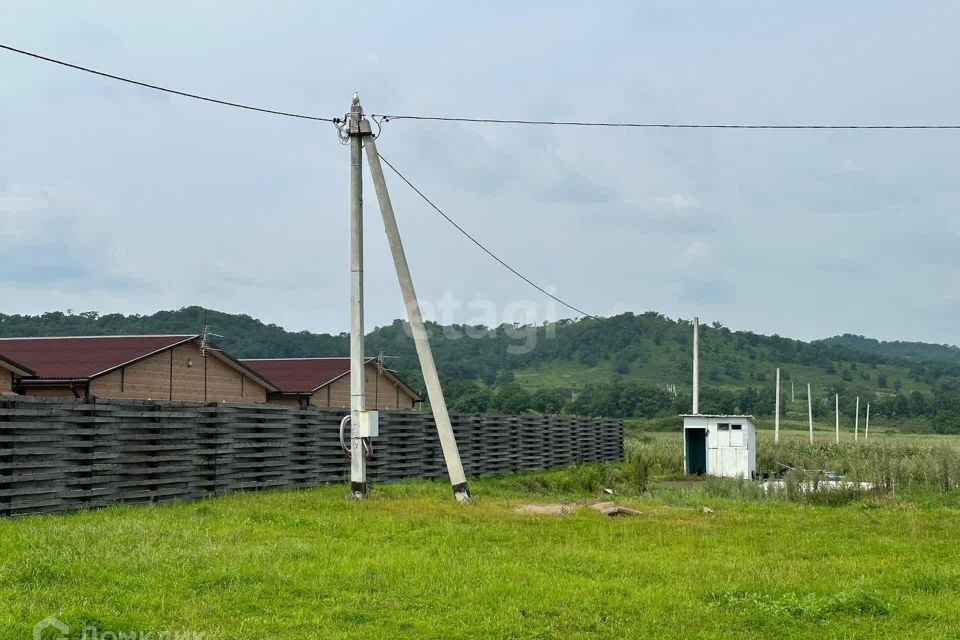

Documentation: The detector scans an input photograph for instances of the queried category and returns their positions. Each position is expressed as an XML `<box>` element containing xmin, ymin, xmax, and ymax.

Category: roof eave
<box><xmin>0</xmin><ymin>354</ymin><xmax>35</xmax><ymax>377</ymax></box>
<box><xmin>17</xmin><ymin>378</ymin><xmax>89</xmax><ymax>386</ymax></box>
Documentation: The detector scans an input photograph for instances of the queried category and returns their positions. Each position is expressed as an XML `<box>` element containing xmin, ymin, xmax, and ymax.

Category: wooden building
<box><xmin>0</xmin><ymin>354</ymin><xmax>33</xmax><ymax>395</ymax></box>
<box><xmin>241</xmin><ymin>357</ymin><xmax>421</xmax><ymax>410</ymax></box>
<box><xmin>0</xmin><ymin>335</ymin><xmax>276</xmax><ymax>402</ymax></box>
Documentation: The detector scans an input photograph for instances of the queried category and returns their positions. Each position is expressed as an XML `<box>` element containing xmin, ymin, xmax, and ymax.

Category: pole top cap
<box><xmin>352</xmin><ymin>92</ymin><xmax>360</xmax><ymax>106</ymax></box>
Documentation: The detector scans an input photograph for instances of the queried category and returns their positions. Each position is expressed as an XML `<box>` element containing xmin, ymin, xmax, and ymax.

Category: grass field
<box><xmin>511</xmin><ymin>357</ymin><xmax>930</xmax><ymax>397</ymax></box>
<box><xmin>4</xmin><ymin>435</ymin><xmax>960</xmax><ymax>640</ymax></box>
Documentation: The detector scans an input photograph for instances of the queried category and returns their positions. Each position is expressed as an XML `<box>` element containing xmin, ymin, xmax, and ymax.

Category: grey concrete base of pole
<box><xmin>363</xmin><ymin>134</ymin><xmax>470</xmax><ymax>503</ymax></box>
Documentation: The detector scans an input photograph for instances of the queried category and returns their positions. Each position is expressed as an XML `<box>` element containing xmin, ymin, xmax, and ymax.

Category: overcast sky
<box><xmin>2</xmin><ymin>1</ymin><xmax>958</xmax><ymax>344</ymax></box>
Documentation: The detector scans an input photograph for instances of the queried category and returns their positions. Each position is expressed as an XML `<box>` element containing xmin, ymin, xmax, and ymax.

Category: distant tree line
<box><xmin>2</xmin><ymin>307</ymin><xmax>960</xmax><ymax>432</ymax></box>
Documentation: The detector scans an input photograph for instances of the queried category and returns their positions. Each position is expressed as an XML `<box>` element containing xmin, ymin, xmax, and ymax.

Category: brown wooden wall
<box><xmin>21</xmin><ymin>386</ymin><xmax>76</xmax><ymax>397</ymax></box>
<box><xmin>0</xmin><ymin>369</ymin><xmax>13</xmax><ymax>394</ymax></box>
<box><xmin>74</xmin><ymin>342</ymin><xmax>269</xmax><ymax>403</ymax></box>
<box><xmin>300</xmin><ymin>362</ymin><xmax>417</xmax><ymax>410</ymax></box>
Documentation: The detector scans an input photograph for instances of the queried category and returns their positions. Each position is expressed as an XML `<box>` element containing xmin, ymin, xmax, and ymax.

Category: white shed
<box><xmin>681</xmin><ymin>414</ymin><xmax>757</xmax><ymax>479</ymax></box>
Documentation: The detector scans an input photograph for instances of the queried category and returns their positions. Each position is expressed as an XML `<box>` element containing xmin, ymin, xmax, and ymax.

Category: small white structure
<box><xmin>682</xmin><ymin>414</ymin><xmax>757</xmax><ymax>479</ymax></box>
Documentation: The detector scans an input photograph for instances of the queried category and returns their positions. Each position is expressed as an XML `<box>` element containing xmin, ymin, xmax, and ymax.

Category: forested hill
<box><xmin>2</xmin><ymin>307</ymin><xmax>959</xmax><ymax>429</ymax></box>
<box><xmin>0</xmin><ymin>306</ymin><xmax>895</xmax><ymax>383</ymax></box>
<box><xmin>817</xmin><ymin>334</ymin><xmax>960</xmax><ymax>366</ymax></box>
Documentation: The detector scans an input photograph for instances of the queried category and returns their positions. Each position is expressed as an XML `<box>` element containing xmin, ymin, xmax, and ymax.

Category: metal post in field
<box><xmin>791</xmin><ymin>380</ymin><xmax>795</xmax><ymax>403</ymax></box>
<box><xmin>854</xmin><ymin>396</ymin><xmax>860</xmax><ymax>442</ymax></box>
<box><xmin>835</xmin><ymin>393</ymin><xmax>840</xmax><ymax>444</ymax></box>
<box><xmin>363</xmin><ymin>133</ymin><xmax>470</xmax><ymax>502</ymax></box>
<box><xmin>774</xmin><ymin>367</ymin><xmax>780</xmax><ymax>443</ymax></box>
<box><xmin>347</xmin><ymin>93</ymin><xmax>369</xmax><ymax>498</ymax></box>
<box><xmin>807</xmin><ymin>383</ymin><xmax>814</xmax><ymax>444</ymax></box>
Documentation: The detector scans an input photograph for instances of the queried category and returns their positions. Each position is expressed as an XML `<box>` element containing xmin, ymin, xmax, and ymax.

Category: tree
<box><xmin>530</xmin><ymin>388</ymin><xmax>569</xmax><ymax>414</ymax></box>
<box><xmin>490</xmin><ymin>383</ymin><xmax>532</xmax><ymax>414</ymax></box>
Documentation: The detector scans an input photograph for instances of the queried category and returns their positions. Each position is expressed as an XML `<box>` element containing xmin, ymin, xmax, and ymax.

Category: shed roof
<box><xmin>681</xmin><ymin>414</ymin><xmax>758</xmax><ymax>426</ymax></box>
<box><xmin>241</xmin><ymin>357</ymin><xmax>421</xmax><ymax>400</ymax></box>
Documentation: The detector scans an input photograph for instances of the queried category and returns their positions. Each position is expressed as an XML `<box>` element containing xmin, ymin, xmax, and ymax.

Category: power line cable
<box><xmin>0</xmin><ymin>43</ymin><xmax>334</xmax><ymax>122</ymax></box>
<box><xmin>375</xmin><ymin>151</ymin><xmax>596</xmax><ymax>320</ymax></box>
<box><xmin>373</xmin><ymin>113</ymin><xmax>960</xmax><ymax>130</ymax></box>
<box><xmin>6</xmin><ymin>43</ymin><xmax>959</xmax><ymax>130</ymax></box>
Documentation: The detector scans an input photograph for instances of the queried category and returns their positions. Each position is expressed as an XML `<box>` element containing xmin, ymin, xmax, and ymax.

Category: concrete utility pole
<box><xmin>807</xmin><ymin>383</ymin><xmax>814</xmax><ymax>444</ymax></box>
<box><xmin>835</xmin><ymin>393</ymin><xmax>840</xmax><ymax>444</ymax></box>
<box><xmin>692</xmin><ymin>317</ymin><xmax>700</xmax><ymax>415</ymax></box>
<box><xmin>347</xmin><ymin>93</ymin><xmax>370</xmax><ymax>498</ymax></box>
<box><xmin>854</xmin><ymin>396</ymin><xmax>860</xmax><ymax>442</ymax></box>
<box><xmin>774</xmin><ymin>367</ymin><xmax>781</xmax><ymax>444</ymax></box>
<box><xmin>363</xmin><ymin>129</ymin><xmax>470</xmax><ymax>502</ymax></box>
<box><xmin>791</xmin><ymin>380</ymin><xmax>795</xmax><ymax>403</ymax></box>
<box><xmin>865</xmin><ymin>402</ymin><xmax>871</xmax><ymax>441</ymax></box>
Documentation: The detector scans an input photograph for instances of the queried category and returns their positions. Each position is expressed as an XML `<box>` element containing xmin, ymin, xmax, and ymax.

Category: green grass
<box><xmin>4</xmin><ymin>459</ymin><xmax>960</xmax><ymax>639</ymax></box>
<box><xmin>512</xmin><ymin>360</ymin><xmax>615</xmax><ymax>391</ymax></box>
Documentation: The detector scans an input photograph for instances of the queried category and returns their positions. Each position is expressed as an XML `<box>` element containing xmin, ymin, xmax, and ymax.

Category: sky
<box><xmin>1</xmin><ymin>1</ymin><xmax>959</xmax><ymax>345</ymax></box>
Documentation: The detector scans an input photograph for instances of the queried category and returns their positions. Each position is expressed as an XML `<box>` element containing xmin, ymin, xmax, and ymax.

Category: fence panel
<box><xmin>0</xmin><ymin>397</ymin><xmax>622</xmax><ymax>516</ymax></box>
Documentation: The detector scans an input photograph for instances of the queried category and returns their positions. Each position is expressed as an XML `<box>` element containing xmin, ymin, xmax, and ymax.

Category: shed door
<box><xmin>685</xmin><ymin>428</ymin><xmax>707</xmax><ymax>475</ymax></box>
<box><xmin>720</xmin><ymin>448</ymin><xmax>739</xmax><ymax>477</ymax></box>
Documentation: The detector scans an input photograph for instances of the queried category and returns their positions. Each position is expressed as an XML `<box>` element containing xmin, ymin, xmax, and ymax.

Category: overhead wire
<box><xmin>6</xmin><ymin>43</ymin><xmax>960</xmax><ymax>130</ymax></box>
<box><xmin>375</xmin><ymin>151</ymin><xmax>597</xmax><ymax>320</ymax></box>
<box><xmin>8</xmin><ymin>40</ymin><xmax>959</xmax><ymax>321</ymax></box>
<box><xmin>0</xmin><ymin>43</ymin><xmax>335</xmax><ymax>122</ymax></box>
<box><xmin>372</xmin><ymin>113</ymin><xmax>960</xmax><ymax>130</ymax></box>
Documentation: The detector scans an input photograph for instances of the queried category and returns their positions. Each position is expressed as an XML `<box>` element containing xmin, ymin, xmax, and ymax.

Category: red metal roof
<box><xmin>0</xmin><ymin>353</ymin><xmax>34</xmax><ymax>376</ymax></box>
<box><xmin>240</xmin><ymin>357</ymin><xmax>359</xmax><ymax>393</ymax></box>
<box><xmin>242</xmin><ymin>357</ymin><xmax>421</xmax><ymax>400</ymax></box>
<box><xmin>0</xmin><ymin>335</ymin><xmax>197</xmax><ymax>380</ymax></box>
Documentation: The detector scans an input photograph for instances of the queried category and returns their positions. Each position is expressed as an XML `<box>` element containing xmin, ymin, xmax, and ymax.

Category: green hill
<box><xmin>817</xmin><ymin>334</ymin><xmax>960</xmax><ymax>365</ymax></box>
<box><xmin>1</xmin><ymin>307</ymin><xmax>959</xmax><ymax>430</ymax></box>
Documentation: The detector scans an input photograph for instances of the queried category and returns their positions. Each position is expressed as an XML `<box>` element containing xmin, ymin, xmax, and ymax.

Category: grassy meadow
<box><xmin>4</xmin><ymin>429</ymin><xmax>960</xmax><ymax>639</ymax></box>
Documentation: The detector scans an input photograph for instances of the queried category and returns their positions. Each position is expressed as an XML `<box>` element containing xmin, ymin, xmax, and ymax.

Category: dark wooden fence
<box><xmin>0</xmin><ymin>396</ymin><xmax>623</xmax><ymax>516</ymax></box>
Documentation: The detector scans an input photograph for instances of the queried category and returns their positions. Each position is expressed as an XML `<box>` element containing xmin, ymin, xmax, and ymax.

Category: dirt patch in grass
<box><xmin>512</xmin><ymin>503</ymin><xmax>580</xmax><ymax>515</ymax></box>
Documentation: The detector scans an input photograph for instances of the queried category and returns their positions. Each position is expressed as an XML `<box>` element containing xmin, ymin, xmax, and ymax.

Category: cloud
<box><xmin>655</xmin><ymin>194</ymin><xmax>698</xmax><ymax>210</ymax></box>
<box><xmin>678</xmin><ymin>279</ymin><xmax>736</xmax><ymax>306</ymax></box>
<box><xmin>2</xmin><ymin>2</ymin><xmax>960</xmax><ymax>346</ymax></box>
<box><xmin>595</xmin><ymin>204</ymin><xmax>720</xmax><ymax>236</ymax></box>
<box><xmin>539</xmin><ymin>175</ymin><xmax>615</xmax><ymax>203</ymax></box>
<box><xmin>681</xmin><ymin>240</ymin><xmax>709</xmax><ymax>263</ymax></box>
<box><xmin>0</xmin><ymin>185</ymin><xmax>49</xmax><ymax>218</ymax></box>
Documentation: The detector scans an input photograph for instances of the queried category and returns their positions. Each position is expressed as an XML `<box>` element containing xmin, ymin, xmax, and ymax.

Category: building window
<box><xmin>730</xmin><ymin>424</ymin><xmax>744</xmax><ymax>447</ymax></box>
<box><xmin>717</xmin><ymin>423</ymin><xmax>730</xmax><ymax>447</ymax></box>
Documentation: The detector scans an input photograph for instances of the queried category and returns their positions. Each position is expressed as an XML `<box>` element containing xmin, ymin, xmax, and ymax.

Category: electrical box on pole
<box><xmin>356</xmin><ymin>410</ymin><xmax>379</xmax><ymax>438</ymax></box>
